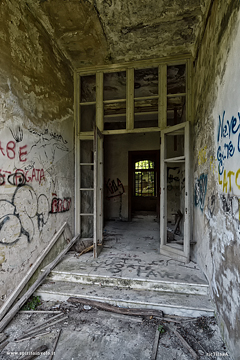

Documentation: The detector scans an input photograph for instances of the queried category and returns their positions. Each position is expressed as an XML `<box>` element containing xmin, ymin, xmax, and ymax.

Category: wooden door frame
<box><xmin>128</xmin><ymin>150</ymin><xmax>160</xmax><ymax>221</ymax></box>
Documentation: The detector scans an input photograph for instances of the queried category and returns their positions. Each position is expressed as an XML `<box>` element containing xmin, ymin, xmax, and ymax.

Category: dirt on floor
<box><xmin>0</xmin><ymin>299</ymin><xmax>231</xmax><ymax>360</ymax></box>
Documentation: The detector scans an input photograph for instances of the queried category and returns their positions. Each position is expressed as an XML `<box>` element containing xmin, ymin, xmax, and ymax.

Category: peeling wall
<box><xmin>193</xmin><ymin>1</ymin><xmax>240</xmax><ymax>358</ymax></box>
<box><xmin>0</xmin><ymin>1</ymin><xmax>74</xmax><ymax>300</ymax></box>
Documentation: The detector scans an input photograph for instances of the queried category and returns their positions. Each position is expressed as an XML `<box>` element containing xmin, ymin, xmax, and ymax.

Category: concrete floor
<box><xmin>36</xmin><ymin>215</ymin><xmax>214</xmax><ymax>318</ymax></box>
<box><xmin>0</xmin><ymin>301</ymin><xmax>230</xmax><ymax>360</ymax></box>
<box><xmin>54</xmin><ymin>216</ymin><xmax>208</xmax><ymax>289</ymax></box>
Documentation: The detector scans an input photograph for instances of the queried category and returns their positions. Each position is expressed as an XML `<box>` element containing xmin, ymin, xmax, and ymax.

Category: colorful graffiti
<box><xmin>0</xmin><ymin>169</ymin><xmax>45</xmax><ymax>186</ymax></box>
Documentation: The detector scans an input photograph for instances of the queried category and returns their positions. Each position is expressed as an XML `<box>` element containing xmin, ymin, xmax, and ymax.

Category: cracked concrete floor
<box><xmin>0</xmin><ymin>300</ymin><xmax>231</xmax><ymax>360</ymax></box>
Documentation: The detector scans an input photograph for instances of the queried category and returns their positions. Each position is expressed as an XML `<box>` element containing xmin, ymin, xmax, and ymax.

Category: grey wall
<box><xmin>0</xmin><ymin>1</ymin><xmax>74</xmax><ymax>302</ymax></box>
<box><xmin>193</xmin><ymin>1</ymin><xmax>240</xmax><ymax>358</ymax></box>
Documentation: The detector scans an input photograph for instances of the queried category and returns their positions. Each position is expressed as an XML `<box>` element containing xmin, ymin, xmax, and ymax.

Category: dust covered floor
<box><xmin>0</xmin><ymin>300</ymin><xmax>231</xmax><ymax>360</ymax></box>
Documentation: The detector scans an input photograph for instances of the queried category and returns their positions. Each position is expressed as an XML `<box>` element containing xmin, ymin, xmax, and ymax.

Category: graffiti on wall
<box><xmin>50</xmin><ymin>194</ymin><xmax>71</xmax><ymax>214</ymax></box>
<box><xmin>27</xmin><ymin>128</ymin><xmax>69</xmax><ymax>169</ymax></box>
<box><xmin>217</xmin><ymin>111</ymin><xmax>240</xmax><ymax>192</ymax></box>
<box><xmin>106</xmin><ymin>178</ymin><xmax>125</xmax><ymax>198</ymax></box>
<box><xmin>207</xmin><ymin>193</ymin><xmax>216</xmax><ymax>218</ymax></box>
<box><xmin>0</xmin><ymin>169</ymin><xmax>45</xmax><ymax>186</ymax></box>
<box><xmin>195</xmin><ymin>173</ymin><xmax>208</xmax><ymax>211</ymax></box>
<box><xmin>167</xmin><ymin>167</ymin><xmax>180</xmax><ymax>191</ymax></box>
<box><xmin>220</xmin><ymin>194</ymin><xmax>240</xmax><ymax>222</ymax></box>
<box><xmin>0</xmin><ymin>184</ymin><xmax>49</xmax><ymax>245</ymax></box>
<box><xmin>0</xmin><ymin>127</ymin><xmax>71</xmax><ymax>245</ymax></box>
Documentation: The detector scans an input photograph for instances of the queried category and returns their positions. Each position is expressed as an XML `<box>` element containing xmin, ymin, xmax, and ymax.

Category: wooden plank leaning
<box><xmin>0</xmin><ymin>233</ymin><xmax>80</xmax><ymax>333</ymax></box>
<box><xmin>0</xmin><ymin>222</ymin><xmax>71</xmax><ymax>322</ymax></box>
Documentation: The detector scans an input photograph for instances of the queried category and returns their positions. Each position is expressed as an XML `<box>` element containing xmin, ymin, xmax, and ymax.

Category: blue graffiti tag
<box><xmin>195</xmin><ymin>173</ymin><xmax>208</xmax><ymax>212</ymax></box>
<box><xmin>217</xmin><ymin>111</ymin><xmax>240</xmax><ymax>174</ymax></box>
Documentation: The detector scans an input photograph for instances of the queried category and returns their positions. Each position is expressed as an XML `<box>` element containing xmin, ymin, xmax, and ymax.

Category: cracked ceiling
<box><xmin>25</xmin><ymin>0</ymin><xmax>211</xmax><ymax>69</ymax></box>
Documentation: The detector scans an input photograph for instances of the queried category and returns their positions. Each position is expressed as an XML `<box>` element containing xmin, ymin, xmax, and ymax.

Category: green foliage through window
<box><xmin>135</xmin><ymin>160</ymin><xmax>154</xmax><ymax>170</ymax></box>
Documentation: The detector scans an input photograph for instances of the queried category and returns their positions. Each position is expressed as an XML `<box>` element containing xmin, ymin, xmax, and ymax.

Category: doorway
<box><xmin>128</xmin><ymin>150</ymin><xmax>160</xmax><ymax>220</ymax></box>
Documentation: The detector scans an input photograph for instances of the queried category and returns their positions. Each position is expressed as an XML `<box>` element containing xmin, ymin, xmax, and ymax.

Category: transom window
<box><xmin>75</xmin><ymin>56</ymin><xmax>191</xmax><ymax>136</ymax></box>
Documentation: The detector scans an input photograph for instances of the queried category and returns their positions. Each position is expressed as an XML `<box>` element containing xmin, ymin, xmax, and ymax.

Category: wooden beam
<box><xmin>68</xmin><ymin>297</ymin><xmax>163</xmax><ymax>318</ymax></box>
<box><xmin>0</xmin><ymin>233</ymin><xmax>80</xmax><ymax>333</ymax></box>
<box><xmin>0</xmin><ymin>222</ymin><xmax>71</xmax><ymax>322</ymax></box>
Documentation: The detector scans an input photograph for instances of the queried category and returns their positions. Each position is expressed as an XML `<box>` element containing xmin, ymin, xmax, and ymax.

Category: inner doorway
<box><xmin>128</xmin><ymin>150</ymin><xmax>160</xmax><ymax>220</ymax></box>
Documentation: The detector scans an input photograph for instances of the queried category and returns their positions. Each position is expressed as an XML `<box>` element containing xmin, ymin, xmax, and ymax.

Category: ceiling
<box><xmin>25</xmin><ymin>0</ymin><xmax>211</xmax><ymax>70</ymax></box>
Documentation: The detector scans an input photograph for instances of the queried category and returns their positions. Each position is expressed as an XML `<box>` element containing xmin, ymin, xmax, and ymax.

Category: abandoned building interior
<box><xmin>0</xmin><ymin>0</ymin><xmax>240</xmax><ymax>358</ymax></box>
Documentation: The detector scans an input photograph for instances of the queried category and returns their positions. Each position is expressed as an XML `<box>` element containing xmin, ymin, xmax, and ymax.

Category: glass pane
<box><xmin>135</xmin><ymin>160</ymin><xmax>154</xmax><ymax>170</ymax></box>
<box><xmin>80</xmin><ymin>104</ymin><xmax>95</xmax><ymax>132</ymax></box>
<box><xmin>104</xmin><ymin>115</ymin><xmax>126</xmax><ymax>130</ymax></box>
<box><xmin>80</xmin><ymin>215</ymin><xmax>93</xmax><ymax>238</ymax></box>
<box><xmin>134</xmin><ymin>98</ymin><xmax>158</xmax><ymax>128</ymax></box>
<box><xmin>80</xmin><ymin>165</ymin><xmax>93</xmax><ymax>188</ymax></box>
<box><xmin>134</xmin><ymin>113</ymin><xmax>158</xmax><ymax>129</ymax></box>
<box><xmin>104</xmin><ymin>101</ymin><xmax>126</xmax><ymax>116</ymax></box>
<box><xmin>80</xmin><ymin>75</ymin><xmax>96</xmax><ymax>102</ymax></box>
<box><xmin>167</xmin><ymin>96</ymin><xmax>186</xmax><ymax>126</ymax></box>
<box><xmin>166</xmin><ymin>164</ymin><xmax>185</xmax><ymax>246</ymax></box>
<box><xmin>167</xmin><ymin>64</ymin><xmax>186</xmax><ymax>94</ymax></box>
<box><xmin>134</xmin><ymin>99</ymin><xmax>158</xmax><ymax>113</ymax></box>
<box><xmin>134</xmin><ymin>68</ymin><xmax>158</xmax><ymax>98</ymax></box>
<box><xmin>166</xmin><ymin>134</ymin><xmax>184</xmax><ymax>159</ymax></box>
<box><xmin>80</xmin><ymin>140</ymin><xmax>93</xmax><ymax>163</ymax></box>
<box><xmin>80</xmin><ymin>190</ymin><xmax>93</xmax><ymax>214</ymax></box>
<box><xmin>104</xmin><ymin>71</ymin><xmax>126</xmax><ymax>101</ymax></box>
<box><xmin>104</xmin><ymin>101</ymin><xmax>126</xmax><ymax>130</ymax></box>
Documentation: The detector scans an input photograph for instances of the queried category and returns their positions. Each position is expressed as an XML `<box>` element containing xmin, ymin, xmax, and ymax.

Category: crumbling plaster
<box><xmin>193</xmin><ymin>0</ymin><xmax>240</xmax><ymax>358</ymax></box>
<box><xmin>24</xmin><ymin>0</ymin><xmax>211</xmax><ymax>68</ymax></box>
<box><xmin>0</xmin><ymin>1</ymin><xmax>75</xmax><ymax>301</ymax></box>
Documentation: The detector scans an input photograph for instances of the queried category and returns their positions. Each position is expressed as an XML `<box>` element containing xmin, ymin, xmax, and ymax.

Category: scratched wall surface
<box><xmin>193</xmin><ymin>1</ymin><xmax>240</xmax><ymax>358</ymax></box>
<box><xmin>0</xmin><ymin>1</ymin><xmax>74</xmax><ymax>301</ymax></box>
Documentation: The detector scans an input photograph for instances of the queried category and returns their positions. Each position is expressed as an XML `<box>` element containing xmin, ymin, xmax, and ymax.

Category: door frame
<box><xmin>128</xmin><ymin>150</ymin><xmax>160</xmax><ymax>221</ymax></box>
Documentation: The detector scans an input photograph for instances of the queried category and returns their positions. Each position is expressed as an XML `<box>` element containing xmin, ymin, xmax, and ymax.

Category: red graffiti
<box><xmin>50</xmin><ymin>197</ymin><xmax>71</xmax><ymax>213</ymax></box>
<box><xmin>0</xmin><ymin>168</ymin><xmax>45</xmax><ymax>185</ymax></box>
<box><xmin>0</xmin><ymin>141</ymin><xmax>28</xmax><ymax>161</ymax></box>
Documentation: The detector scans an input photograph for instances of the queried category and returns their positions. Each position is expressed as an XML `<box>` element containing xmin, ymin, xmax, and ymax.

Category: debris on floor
<box><xmin>0</xmin><ymin>299</ymin><xmax>231</xmax><ymax>360</ymax></box>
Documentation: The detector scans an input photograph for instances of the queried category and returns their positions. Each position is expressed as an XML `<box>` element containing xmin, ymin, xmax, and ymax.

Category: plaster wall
<box><xmin>193</xmin><ymin>1</ymin><xmax>240</xmax><ymax>358</ymax></box>
<box><xmin>0</xmin><ymin>1</ymin><xmax>74</xmax><ymax>301</ymax></box>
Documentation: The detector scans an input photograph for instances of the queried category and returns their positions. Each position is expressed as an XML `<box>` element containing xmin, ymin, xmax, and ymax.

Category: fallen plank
<box><xmin>0</xmin><ymin>234</ymin><xmax>80</xmax><ymax>333</ymax></box>
<box><xmin>19</xmin><ymin>310</ymin><xmax>62</xmax><ymax>314</ymax></box>
<box><xmin>68</xmin><ymin>297</ymin><xmax>163</xmax><ymax>318</ymax></box>
<box><xmin>0</xmin><ymin>339</ymin><xmax>9</xmax><ymax>351</ymax></box>
<box><xmin>167</xmin><ymin>324</ymin><xmax>198</xmax><ymax>360</ymax></box>
<box><xmin>23</xmin><ymin>313</ymin><xmax>64</xmax><ymax>334</ymax></box>
<box><xmin>77</xmin><ymin>243</ymin><xmax>102</xmax><ymax>258</ymax></box>
<box><xmin>151</xmin><ymin>325</ymin><xmax>161</xmax><ymax>360</ymax></box>
<box><xmin>0</xmin><ymin>333</ymin><xmax>8</xmax><ymax>344</ymax></box>
<box><xmin>15</xmin><ymin>316</ymin><xmax>68</xmax><ymax>341</ymax></box>
<box><xmin>20</xmin><ymin>345</ymin><xmax>48</xmax><ymax>360</ymax></box>
<box><xmin>0</xmin><ymin>222</ymin><xmax>71</xmax><ymax>322</ymax></box>
<box><xmin>15</xmin><ymin>330</ymin><xmax>51</xmax><ymax>343</ymax></box>
<box><xmin>77</xmin><ymin>245</ymin><xmax>93</xmax><ymax>257</ymax></box>
<box><xmin>50</xmin><ymin>329</ymin><xmax>62</xmax><ymax>360</ymax></box>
